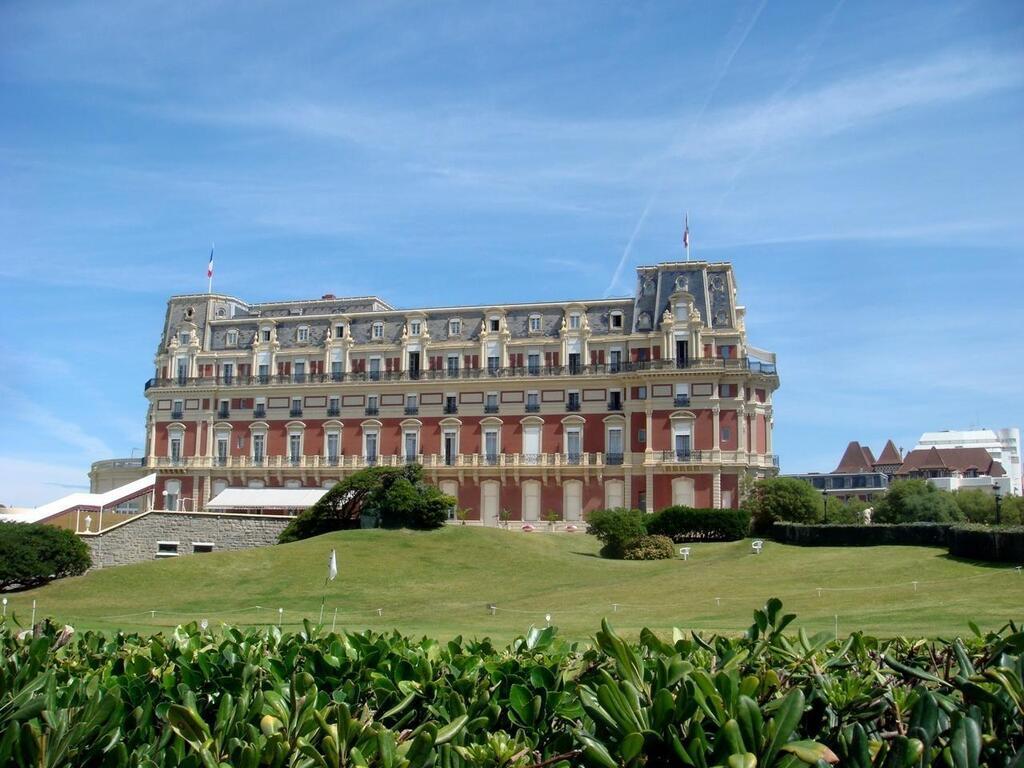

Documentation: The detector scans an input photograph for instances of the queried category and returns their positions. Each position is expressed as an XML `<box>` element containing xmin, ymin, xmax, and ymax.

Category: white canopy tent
<box><xmin>204</xmin><ymin>487</ymin><xmax>329</xmax><ymax>514</ymax></box>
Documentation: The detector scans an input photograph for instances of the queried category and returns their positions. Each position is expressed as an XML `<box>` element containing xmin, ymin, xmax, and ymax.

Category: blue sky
<box><xmin>1</xmin><ymin>0</ymin><xmax>1022</xmax><ymax>505</ymax></box>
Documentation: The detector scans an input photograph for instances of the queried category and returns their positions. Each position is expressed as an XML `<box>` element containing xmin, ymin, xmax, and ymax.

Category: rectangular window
<box><xmin>526</xmin><ymin>392</ymin><xmax>540</xmax><ymax>412</ymax></box>
<box><xmin>254</xmin><ymin>398</ymin><xmax>266</xmax><ymax>418</ymax></box>
<box><xmin>289</xmin><ymin>434</ymin><xmax>301</xmax><ymax>464</ymax></box>
<box><xmin>297</xmin><ymin>327</ymin><xmax>309</xmax><ymax>343</ymax></box>
<box><xmin>170</xmin><ymin>437</ymin><xmax>182</xmax><ymax>462</ymax></box>
<box><xmin>226</xmin><ymin>330</ymin><xmax>238</xmax><ymax>346</ymax></box>
<box><xmin>487</xmin><ymin>355</ymin><xmax>500</xmax><ymax>374</ymax></box>
<box><xmin>290</xmin><ymin>398</ymin><xmax>302</xmax><ymax>416</ymax></box>
<box><xmin>293</xmin><ymin>361</ymin><xmax>305</xmax><ymax>382</ymax></box>
<box><xmin>566</xmin><ymin>430</ymin><xmax>581</xmax><ymax>462</ymax></box>
<box><xmin>156</xmin><ymin>541</ymin><xmax>179</xmax><ymax>557</ymax></box>
<box><xmin>445</xmin><ymin>395</ymin><xmax>458</xmax><ymax>414</ymax></box>
<box><xmin>608</xmin><ymin>390</ymin><xmax>622</xmax><ymax>410</ymax></box>
<box><xmin>637</xmin><ymin>428</ymin><xmax>646</xmax><ymax>444</ymax></box>
<box><xmin>372</xmin><ymin>323</ymin><xmax>383</xmax><ymax>339</ymax></box>
<box><xmin>365</xmin><ymin>432</ymin><xmax>378</xmax><ymax>462</ymax></box>
<box><xmin>489</xmin><ymin>318</ymin><xmax>500</xmax><ymax>331</ymax></box>
<box><xmin>485</xmin><ymin>393</ymin><xmax>498</xmax><ymax>412</ymax></box>
<box><xmin>222</xmin><ymin>363</ymin><xmax>234</xmax><ymax>384</ymax></box>
<box><xmin>410</xmin><ymin>320</ymin><xmax>421</xmax><ymax>335</ymax></box>
<box><xmin>567</xmin><ymin>392</ymin><xmax>580</xmax><ymax>411</ymax></box>
<box><xmin>568</xmin><ymin>352</ymin><xmax>581</xmax><ymax>374</ymax></box>
<box><xmin>449</xmin><ymin>319</ymin><xmax>461</xmax><ymax>335</ymax></box>
<box><xmin>192</xmin><ymin>542</ymin><xmax>214</xmax><ymax>554</ymax></box>
<box><xmin>252</xmin><ymin>434</ymin><xmax>265</xmax><ymax>462</ymax></box>
<box><xmin>326</xmin><ymin>432</ymin><xmax>339</xmax><ymax>462</ymax></box>
<box><xmin>483</xmin><ymin>432</ymin><xmax>499</xmax><ymax>462</ymax></box>
<box><xmin>610</xmin><ymin>313</ymin><xmax>623</xmax><ymax>329</ymax></box>
<box><xmin>368</xmin><ymin>357</ymin><xmax>382</xmax><ymax>381</ymax></box>
<box><xmin>635</xmin><ymin>386</ymin><xmax>647</xmax><ymax>400</ymax></box>
<box><xmin>527</xmin><ymin>353</ymin><xmax>540</xmax><ymax>374</ymax></box>
<box><xmin>447</xmin><ymin>355</ymin><xmax>460</xmax><ymax>376</ymax></box>
<box><xmin>607</xmin><ymin>428</ymin><xmax>623</xmax><ymax>463</ymax></box>
<box><xmin>335</xmin><ymin>324</ymin><xmax>344</xmax><ymax>337</ymax></box>
<box><xmin>405</xmin><ymin>394</ymin><xmax>418</xmax><ymax>414</ymax></box>
<box><xmin>261</xmin><ymin>329</ymin><xmax>271</xmax><ymax>342</ymax></box>
<box><xmin>179</xmin><ymin>332</ymin><xmax>190</xmax><ymax>345</ymax></box>
<box><xmin>366</xmin><ymin>395</ymin><xmax>379</xmax><ymax>415</ymax></box>
<box><xmin>404</xmin><ymin>431</ymin><xmax>418</xmax><ymax>461</ymax></box>
<box><xmin>529</xmin><ymin>316</ymin><xmax>541</xmax><ymax>332</ymax></box>
<box><xmin>609</xmin><ymin>349</ymin><xmax>621</xmax><ymax>372</ymax></box>
<box><xmin>569</xmin><ymin>313</ymin><xmax>580</xmax><ymax>329</ymax></box>
<box><xmin>216</xmin><ymin>437</ymin><xmax>228</xmax><ymax>465</ymax></box>
<box><xmin>172</xmin><ymin>399</ymin><xmax>184</xmax><ymax>418</ymax></box>
<box><xmin>328</xmin><ymin>396</ymin><xmax>340</xmax><ymax>416</ymax></box>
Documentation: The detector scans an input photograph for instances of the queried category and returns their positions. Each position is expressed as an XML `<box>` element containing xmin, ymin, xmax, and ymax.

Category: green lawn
<box><xmin>7</xmin><ymin>527</ymin><xmax>1022</xmax><ymax>641</ymax></box>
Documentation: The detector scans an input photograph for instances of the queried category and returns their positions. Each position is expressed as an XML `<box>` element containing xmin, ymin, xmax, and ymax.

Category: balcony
<box><xmin>143</xmin><ymin>355</ymin><xmax>778</xmax><ymax>393</ymax></box>
<box><xmin>404</xmin><ymin>405</ymin><xmax>419</xmax><ymax>416</ymax></box>
<box><xmin>606</xmin><ymin>452</ymin><xmax>624</xmax><ymax>465</ymax></box>
<box><xmin>484</xmin><ymin>404</ymin><xmax>499</xmax><ymax>414</ymax></box>
<box><xmin>326</xmin><ymin>406</ymin><xmax>341</xmax><ymax>417</ymax></box>
<box><xmin>293</xmin><ymin>374</ymin><xmax>307</xmax><ymax>384</ymax></box>
<box><xmin>253</xmin><ymin>407</ymin><xmax>266</xmax><ymax>418</ymax></box>
<box><xmin>565</xmin><ymin>401</ymin><xmax>581</xmax><ymax>412</ymax></box>
<box><xmin>443</xmin><ymin>403</ymin><xmax>459</xmax><ymax>414</ymax></box>
<box><xmin>483</xmin><ymin>453</ymin><xmax>500</xmax><ymax>466</ymax></box>
<box><xmin>170</xmin><ymin>409</ymin><xmax>184</xmax><ymax>420</ymax></box>
<box><xmin>607</xmin><ymin>400</ymin><xmax>623</xmax><ymax>411</ymax></box>
<box><xmin>525</xmin><ymin>403</ymin><xmax>541</xmax><ymax>413</ymax></box>
<box><xmin>673</xmin><ymin>395</ymin><xmax>691</xmax><ymax>407</ymax></box>
<box><xmin>289</xmin><ymin>407</ymin><xmax>303</xmax><ymax>417</ymax></box>
<box><xmin>214</xmin><ymin>455</ymin><xmax>229</xmax><ymax>467</ymax></box>
<box><xmin>217</xmin><ymin>407</ymin><xmax>230</xmax><ymax>418</ymax></box>
<box><xmin>323</xmin><ymin>455</ymin><xmax>340</xmax><ymax>466</ymax></box>
<box><xmin>564</xmin><ymin>452</ymin><xmax>582</xmax><ymax>465</ymax></box>
<box><xmin>365</xmin><ymin>406</ymin><xmax>379</xmax><ymax>416</ymax></box>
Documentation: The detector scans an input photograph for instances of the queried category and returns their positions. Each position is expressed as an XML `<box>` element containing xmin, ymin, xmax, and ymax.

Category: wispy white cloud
<box><xmin>0</xmin><ymin>457</ymin><xmax>91</xmax><ymax>508</ymax></box>
<box><xmin>0</xmin><ymin>387</ymin><xmax>114</xmax><ymax>458</ymax></box>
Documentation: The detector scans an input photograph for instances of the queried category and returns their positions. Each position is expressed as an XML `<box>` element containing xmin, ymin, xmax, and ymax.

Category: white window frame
<box><xmin>448</xmin><ymin>318</ymin><xmax>462</xmax><ymax>336</ymax></box>
<box><xmin>404</xmin><ymin>430</ymin><xmax>419</xmax><ymax>460</ymax></box>
<box><xmin>610</xmin><ymin>311</ymin><xmax>623</xmax><ymax>329</ymax></box>
<box><xmin>371</xmin><ymin>322</ymin><xmax>384</xmax><ymax>339</ymax></box>
<box><xmin>483</xmin><ymin>427</ymin><xmax>500</xmax><ymax>459</ymax></box>
<box><xmin>363</xmin><ymin>429</ymin><xmax>380</xmax><ymax>460</ymax></box>
<box><xmin>410</xmin><ymin>320</ymin><xmax>421</xmax><ymax>336</ymax></box>
<box><xmin>528</xmin><ymin>314</ymin><xmax>542</xmax><ymax>333</ymax></box>
<box><xmin>564</xmin><ymin>426</ymin><xmax>583</xmax><ymax>458</ymax></box>
<box><xmin>296</xmin><ymin>325</ymin><xmax>310</xmax><ymax>343</ymax></box>
<box><xmin>568</xmin><ymin>312</ymin><xmax>581</xmax><ymax>330</ymax></box>
<box><xmin>226</xmin><ymin>329</ymin><xmax>238</xmax><ymax>346</ymax></box>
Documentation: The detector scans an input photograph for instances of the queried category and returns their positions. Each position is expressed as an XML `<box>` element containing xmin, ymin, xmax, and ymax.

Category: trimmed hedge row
<box><xmin>948</xmin><ymin>525</ymin><xmax>1024</xmax><ymax>563</ymax></box>
<box><xmin>772</xmin><ymin>522</ymin><xmax>1024</xmax><ymax>563</ymax></box>
<box><xmin>646</xmin><ymin>506</ymin><xmax>750</xmax><ymax>542</ymax></box>
<box><xmin>772</xmin><ymin>522</ymin><xmax>951</xmax><ymax>548</ymax></box>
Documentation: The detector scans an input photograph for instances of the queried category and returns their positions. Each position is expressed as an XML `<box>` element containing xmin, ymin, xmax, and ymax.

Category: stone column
<box><xmin>738</xmin><ymin>405</ymin><xmax>748</xmax><ymax>459</ymax></box>
<box><xmin>645</xmin><ymin>468</ymin><xmax>655</xmax><ymax>514</ymax></box>
<box><xmin>766</xmin><ymin>407</ymin><xmax>774</xmax><ymax>456</ymax></box>
<box><xmin>713</xmin><ymin>469</ymin><xmax>722</xmax><ymax>509</ymax></box>
<box><xmin>712</xmin><ymin>406</ymin><xmax>721</xmax><ymax>456</ymax></box>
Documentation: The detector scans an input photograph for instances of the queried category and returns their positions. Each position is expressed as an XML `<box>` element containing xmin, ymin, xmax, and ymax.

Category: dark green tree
<box><xmin>744</xmin><ymin>477</ymin><xmax>823</xmax><ymax>533</ymax></box>
<box><xmin>0</xmin><ymin>522</ymin><xmax>91</xmax><ymax>590</ymax></box>
<box><xmin>952</xmin><ymin>489</ymin><xmax>996</xmax><ymax>523</ymax></box>
<box><xmin>872</xmin><ymin>479</ymin><xmax>963</xmax><ymax>523</ymax></box>
<box><xmin>279</xmin><ymin>464</ymin><xmax>455</xmax><ymax>543</ymax></box>
<box><xmin>585</xmin><ymin>508</ymin><xmax>647</xmax><ymax>559</ymax></box>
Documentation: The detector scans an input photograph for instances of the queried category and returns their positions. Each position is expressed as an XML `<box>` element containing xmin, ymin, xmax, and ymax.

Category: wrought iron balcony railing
<box><xmin>144</xmin><ymin>356</ymin><xmax>778</xmax><ymax>392</ymax></box>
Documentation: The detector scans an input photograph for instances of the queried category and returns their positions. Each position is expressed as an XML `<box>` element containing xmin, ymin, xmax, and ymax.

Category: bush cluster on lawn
<box><xmin>0</xmin><ymin>522</ymin><xmax>91</xmax><ymax>590</ymax></box>
<box><xmin>948</xmin><ymin>524</ymin><xmax>1024</xmax><ymax>563</ymax></box>
<box><xmin>279</xmin><ymin>465</ymin><xmax>454</xmax><ymax>543</ymax></box>
<box><xmin>645</xmin><ymin>505</ymin><xmax>749</xmax><ymax>541</ymax></box>
<box><xmin>3</xmin><ymin>600</ymin><xmax>1023</xmax><ymax>766</ymax></box>
<box><xmin>584</xmin><ymin>507</ymin><xmax>647</xmax><ymax>558</ymax></box>
<box><xmin>621</xmin><ymin>533</ymin><xmax>676</xmax><ymax>560</ymax></box>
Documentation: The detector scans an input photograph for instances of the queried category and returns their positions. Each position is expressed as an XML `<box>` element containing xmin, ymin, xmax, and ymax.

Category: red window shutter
<box><xmin>393</xmin><ymin>357</ymin><xmax>401</xmax><ymax>371</ymax></box>
<box><xmin>428</xmin><ymin>356</ymin><xmax>436</xmax><ymax>370</ymax></box>
<box><xmin>590</xmin><ymin>351</ymin><xmax>597</xmax><ymax>365</ymax></box>
<box><xmin>385</xmin><ymin>358</ymin><xmax>392</xmax><ymax>372</ymax></box>
<box><xmin>230</xmin><ymin>398</ymin><xmax>241</xmax><ymax>409</ymax></box>
<box><xmin>202</xmin><ymin>398</ymin><xmax>210</xmax><ymax>410</ymax></box>
<box><xmin>630</xmin><ymin>349</ymin><xmax>640</xmax><ymax>362</ymax></box>
<box><xmin>704</xmin><ymin>343</ymin><xmax>712</xmax><ymax>358</ymax></box>
<box><xmin>551</xmin><ymin>352</ymin><xmax>559</xmax><ymax>367</ymax></box>
<box><xmin>599</xmin><ymin>350</ymin><xmax>606</xmax><ymax>364</ymax></box>
<box><xmin>277</xmin><ymin>362</ymin><xmax>285</xmax><ymax>376</ymax></box>
<box><xmin>284</xmin><ymin>362</ymin><xmax>291</xmax><ymax>375</ymax></box>
<box><xmin>464</xmin><ymin>354</ymin><xmax>471</xmax><ymax>368</ymax></box>
<box><xmin>161</xmin><ymin>365</ymin><xmax>167</xmax><ymax>379</ymax></box>
<box><xmin>471</xmin><ymin>355</ymin><xmax>479</xmax><ymax>369</ymax></box>
<box><xmin>631</xmin><ymin>387</ymin><xmax>640</xmax><ymax>399</ymax></box>
<box><xmin>652</xmin><ymin>345</ymin><xmax>661</xmax><ymax>360</ymax></box>
<box><xmin>545</xmin><ymin>352</ymin><xmax>552</xmax><ymax>367</ymax></box>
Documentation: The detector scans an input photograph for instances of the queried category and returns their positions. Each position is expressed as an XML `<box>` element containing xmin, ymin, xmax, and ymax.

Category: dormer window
<box><xmin>489</xmin><ymin>317</ymin><xmax>500</xmax><ymax>332</ymax></box>
<box><xmin>296</xmin><ymin>326</ymin><xmax>309</xmax><ymax>343</ymax></box>
<box><xmin>372</xmin><ymin>322</ymin><xmax>384</xmax><ymax>340</ymax></box>
<box><xmin>261</xmin><ymin>328</ymin><xmax>272</xmax><ymax>342</ymax></box>
<box><xmin>610</xmin><ymin>311</ymin><xmax>623</xmax><ymax>330</ymax></box>
<box><xmin>568</xmin><ymin>313</ymin><xmax>581</xmax><ymax>330</ymax></box>
<box><xmin>335</xmin><ymin>324</ymin><xmax>345</xmax><ymax>338</ymax></box>
<box><xmin>226</xmin><ymin>329</ymin><xmax>238</xmax><ymax>347</ymax></box>
<box><xmin>410</xmin><ymin>321</ymin><xmax>421</xmax><ymax>336</ymax></box>
<box><xmin>529</xmin><ymin>314</ymin><xmax>542</xmax><ymax>333</ymax></box>
<box><xmin>179</xmin><ymin>331</ymin><xmax>190</xmax><ymax>345</ymax></box>
<box><xmin>449</xmin><ymin>319</ymin><xmax>462</xmax><ymax>336</ymax></box>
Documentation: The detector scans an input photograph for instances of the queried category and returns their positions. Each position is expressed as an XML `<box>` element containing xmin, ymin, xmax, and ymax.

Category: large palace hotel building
<box><xmin>138</xmin><ymin>260</ymin><xmax>779</xmax><ymax>522</ymax></box>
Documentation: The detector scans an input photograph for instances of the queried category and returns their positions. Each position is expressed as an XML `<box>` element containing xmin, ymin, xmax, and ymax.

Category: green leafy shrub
<box><xmin>585</xmin><ymin>507</ymin><xmax>646</xmax><ymax>558</ymax></box>
<box><xmin>744</xmin><ymin>477</ymin><xmax>823</xmax><ymax>533</ymax></box>
<box><xmin>280</xmin><ymin>464</ymin><xmax>454</xmax><ymax>542</ymax></box>
<box><xmin>622</xmin><ymin>534</ymin><xmax>676</xmax><ymax>560</ymax></box>
<box><xmin>2</xmin><ymin>599</ymin><xmax>1023</xmax><ymax>767</ymax></box>
<box><xmin>645</xmin><ymin>506</ymin><xmax>750</xmax><ymax>541</ymax></box>
<box><xmin>772</xmin><ymin>522</ymin><xmax>951</xmax><ymax>547</ymax></box>
<box><xmin>0</xmin><ymin>522</ymin><xmax>91</xmax><ymax>590</ymax></box>
<box><xmin>872</xmin><ymin>479</ymin><xmax>963</xmax><ymax>524</ymax></box>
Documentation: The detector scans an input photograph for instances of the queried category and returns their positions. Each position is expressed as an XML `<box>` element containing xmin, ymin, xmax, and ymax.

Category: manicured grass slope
<box><xmin>10</xmin><ymin>527</ymin><xmax>1023</xmax><ymax>640</ymax></box>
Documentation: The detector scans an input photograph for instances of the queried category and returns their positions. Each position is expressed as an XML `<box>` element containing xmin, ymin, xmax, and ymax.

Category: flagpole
<box><xmin>208</xmin><ymin>243</ymin><xmax>214</xmax><ymax>294</ymax></box>
<box><xmin>684</xmin><ymin>213</ymin><xmax>690</xmax><ymax>262</ymax></box>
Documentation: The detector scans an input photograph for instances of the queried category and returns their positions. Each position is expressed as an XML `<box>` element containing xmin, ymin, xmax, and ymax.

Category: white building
<box><xmin>915</xmin><ymin>428</ymin><xmax>1021</xmax><ymax>495</ymax></box>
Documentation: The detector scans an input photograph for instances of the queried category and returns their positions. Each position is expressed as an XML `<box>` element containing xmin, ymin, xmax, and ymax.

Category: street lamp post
<box><xmin>993</xmin><ymin>482</ymin><xmax>1002</xmax><ymax>526</ymax></box>
<box><xmin>822</xmin><ymin>490</ymin><xmax>828</xmax><ymax>524</ymax></box>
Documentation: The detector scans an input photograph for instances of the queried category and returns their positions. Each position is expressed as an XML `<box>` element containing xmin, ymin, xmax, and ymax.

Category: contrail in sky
<box><xmin>603</xmin><ymin>0</ymin><xmax>769</xmax><ymax>296</ymax></box>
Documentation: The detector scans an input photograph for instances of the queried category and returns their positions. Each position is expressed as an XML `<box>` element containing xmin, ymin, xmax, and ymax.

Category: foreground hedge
<box><xmin>772</xmin><ymin>522</ymin><xmax>951</xmax><ymax>548</ymax></box>
<box><xmin>2</xmin><ymin>600</ymin><xmax>1023</xmax><ymax>766</ymax></box>
<box><xmin>646</xmin><ymin>506</ymin><xmax>750</xmax><ymax>542</ymax></box>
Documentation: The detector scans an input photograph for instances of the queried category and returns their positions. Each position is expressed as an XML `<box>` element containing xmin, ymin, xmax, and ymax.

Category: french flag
<box><xmin>207</xmin><ymin>247</ymin><xmax>214</xmax><ymax>279</ymax></box>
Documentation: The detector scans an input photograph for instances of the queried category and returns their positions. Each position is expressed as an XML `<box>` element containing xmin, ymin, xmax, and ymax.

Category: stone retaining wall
<box><xmin>85</xmin><ymin>511</ymin><xmax>290</xmax><ymax>568</ymax></box>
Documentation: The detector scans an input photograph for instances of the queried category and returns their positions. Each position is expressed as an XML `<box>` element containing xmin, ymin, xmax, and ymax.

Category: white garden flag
<box><xmin>327</xmin><ymin>549</ymin><xmax>338</xmax><ymax>583</ymax></box>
